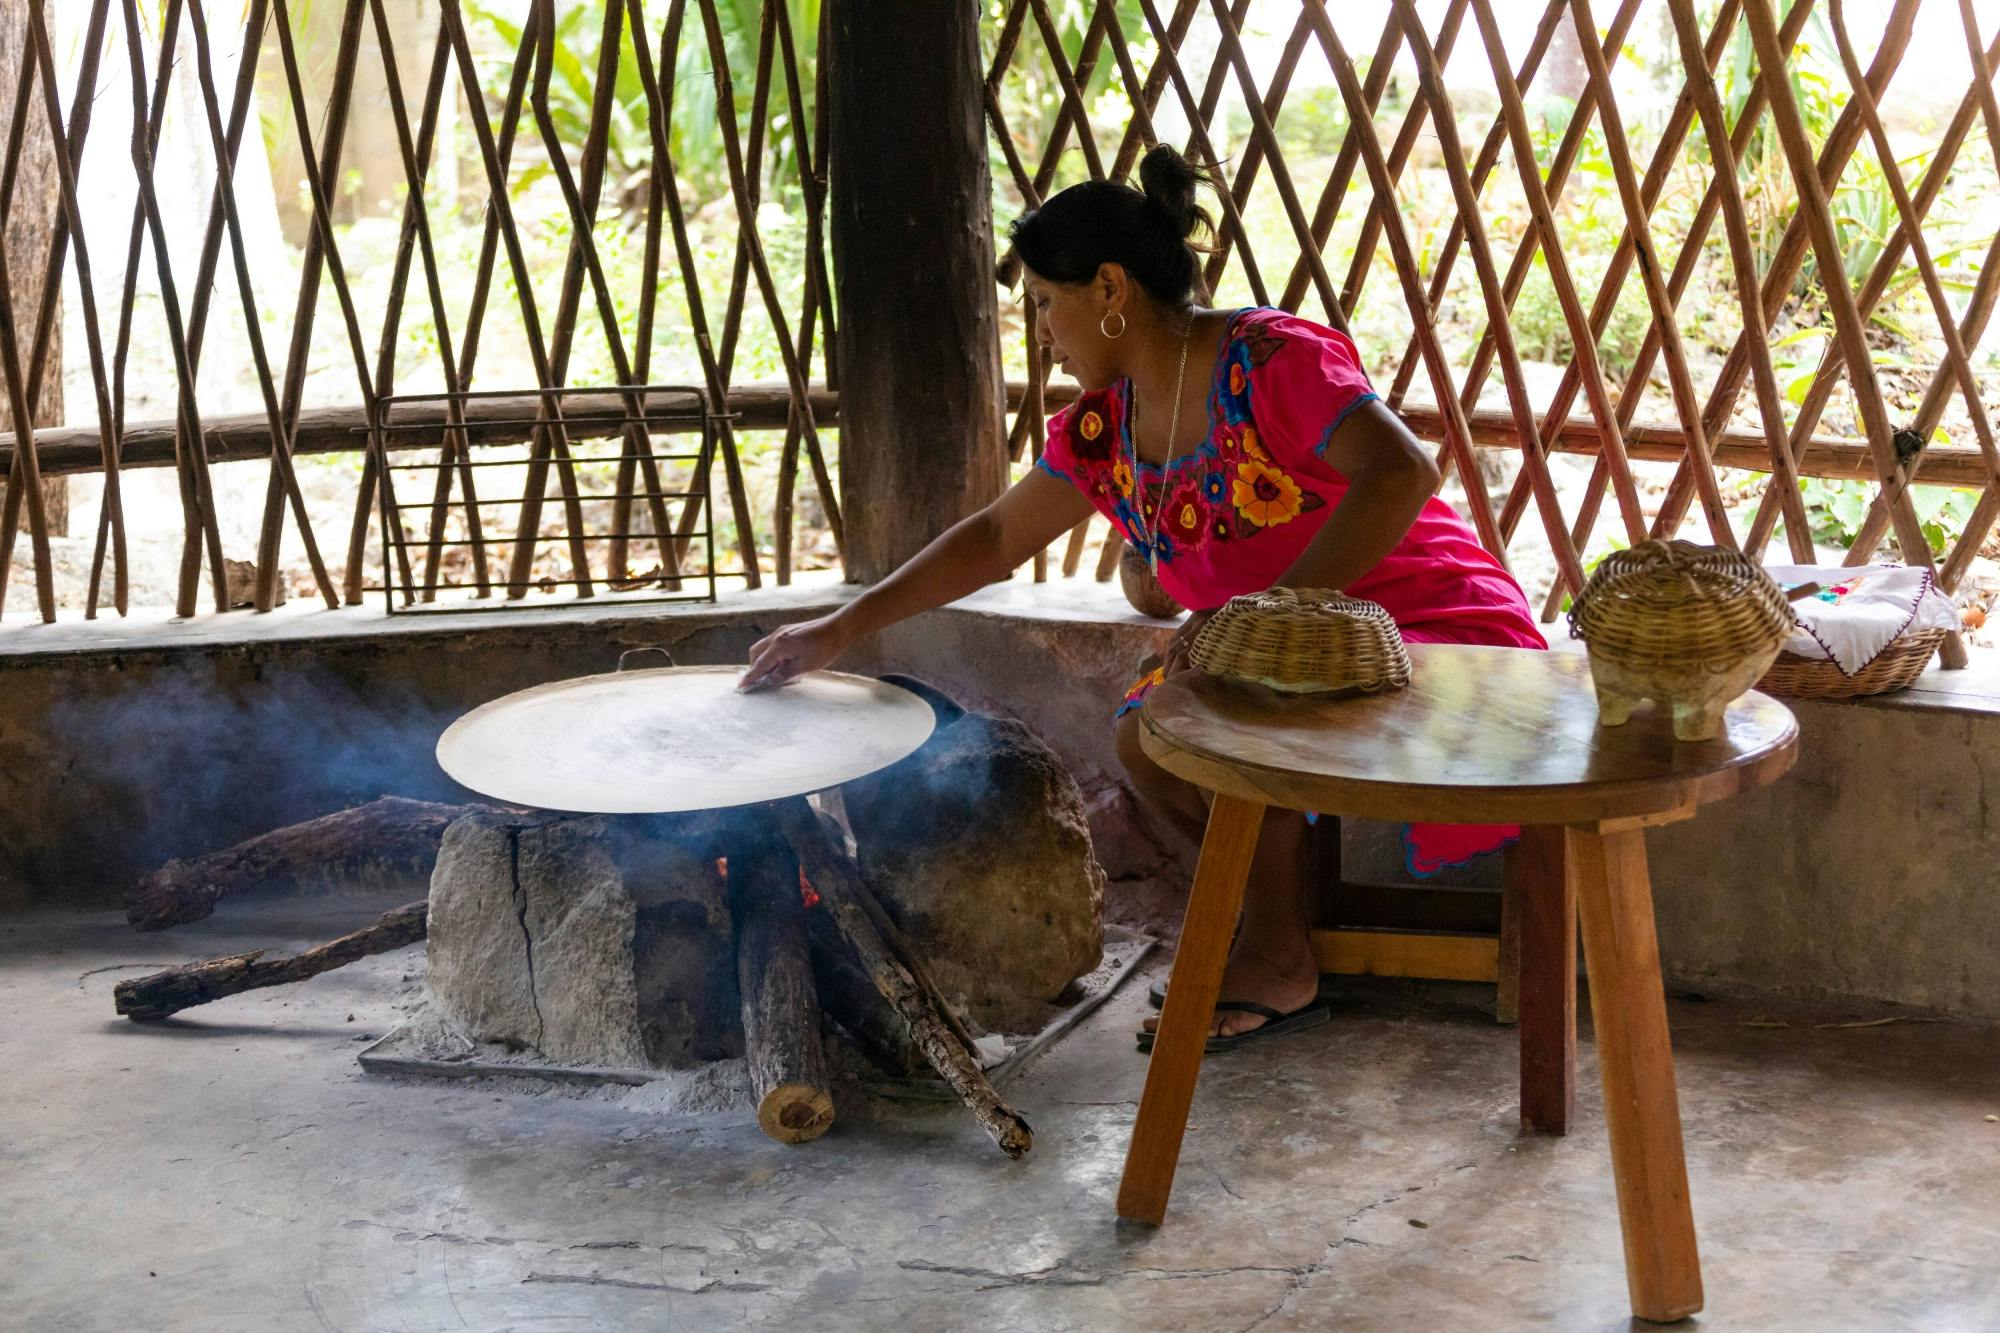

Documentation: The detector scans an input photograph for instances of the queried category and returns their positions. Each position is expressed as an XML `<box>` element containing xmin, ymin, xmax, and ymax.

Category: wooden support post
<box><xmin>827</xmin><ymin>0</ymin><xmax>1007</xmax><ymax>582</ymax></box>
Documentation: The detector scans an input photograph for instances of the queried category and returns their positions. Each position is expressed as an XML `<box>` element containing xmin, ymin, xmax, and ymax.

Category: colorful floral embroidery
<box><xmin>1163</xmin><ymin>481</ymin><xmax>1207</xmax><ymax>551</ymax></box>
<box><xmin>1233</xmin><ymin>459</ymin><xmax>1308</xmax><ymax>529</ymax></box>
<box><xmin>1115</xmin><ymin>666</ymin><xmax>1167</xmax><ymax>718</ymax></box>
<box><xmin>1243</xmin><ymin>327</ymin><xmax>1286</xmax><ymax>369</ymax></box>
<box><xmin>1068</xmin><ymin>396</ymin><xmax>1121</xmax><ymax>463</ymax></box>
<box><xmin>1217</xmin><ymin>343</ymin><xmax>1255</xmax><ymax>426</ymax></box>
<box><xmin>1041</xmin><ymin>310</ymin><xmax>1346</xmax><ymax>576</ymax></box>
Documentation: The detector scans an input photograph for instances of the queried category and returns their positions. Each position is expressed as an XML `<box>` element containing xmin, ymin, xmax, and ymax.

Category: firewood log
<box><xmin>774</xmin><ymin>797</ymin><xmax>1033</xmax><ymax>1159</ymax></box>
<box><xmin>728</xmin><ymin>830</ymin><xmax>834</xmax><ymax>1144</ymax></box>
<box><xmin>113</xmin><ymin>901</ymin><xmax>428</xmax><ymax>1020</ymax></box>
<box><xmin>806</xmin><ymin>907</ymin><xmax>924</xmax><ymax>1077</ymax></box>
<box><xmin>126</xmin><ymin>797</ymin><xmax>478</xmax><ymax>931</ymax></box>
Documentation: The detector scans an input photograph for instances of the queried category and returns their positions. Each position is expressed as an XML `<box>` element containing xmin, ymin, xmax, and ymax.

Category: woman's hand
<box><xmin>1161</xmin><ymin>608</ymin><xmax>1216</xmax><ymax>678</ymax></box>
<box><xmin>738</xmin><ymin>614</ymin><xmax>854</xmax><ymax>692</ymax></box>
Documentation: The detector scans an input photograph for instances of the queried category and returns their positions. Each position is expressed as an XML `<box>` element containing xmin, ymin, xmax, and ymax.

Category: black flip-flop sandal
<box><xmin>1135</xmin><ymin>999</ymin><xmax>1332</xmax><ymax>1054</ymax></box>
<box><xmin>1148</xmin><ymin>977</ymin><xmax>1332</xmax><ymax>1009</ymax></box>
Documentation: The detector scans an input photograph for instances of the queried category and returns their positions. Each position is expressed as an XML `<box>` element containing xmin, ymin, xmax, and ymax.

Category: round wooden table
<box><xmin>1120</xmin><ymin>644</ymin><xmax>1798</xmax><ymax>1324</ymax></box>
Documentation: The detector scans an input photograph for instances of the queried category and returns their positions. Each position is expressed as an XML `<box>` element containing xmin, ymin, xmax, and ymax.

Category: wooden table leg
<box><xmin>1513</xmin><ymin>824</ymin><xmax>1577</xmax><ymax>1135</ymax></box>
<box><xmin>1495</xmin><ymin>857</ymin><xmax>1521</xmax><ymax>1026</ymax></box>
<box><xmin>1115</xmin><ymin>791</ymin><xmax>1265</xmax><ymax>1225</ymax></box>
<box><xmin>1574</xmin><ymin>827</ymin><xmax>1703</xmax><ymax>1323</ymax></box>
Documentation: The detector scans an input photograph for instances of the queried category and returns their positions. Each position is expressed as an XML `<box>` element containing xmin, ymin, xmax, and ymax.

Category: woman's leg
<box><xmin>1115</xmin><ymin>712</ymin><xmax>1321</xmax><ymax>1038</ymax></box>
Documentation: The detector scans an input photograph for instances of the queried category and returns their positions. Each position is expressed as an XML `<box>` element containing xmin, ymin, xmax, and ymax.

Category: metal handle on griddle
<box><xmin>617</xmin><ymin>646</ymin><xmax>678</xmax><ymax>671</ymax></box>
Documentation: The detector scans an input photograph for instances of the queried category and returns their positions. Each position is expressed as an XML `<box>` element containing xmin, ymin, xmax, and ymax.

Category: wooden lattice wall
<box><xmin>0</xmin><ymin>0</ymin><xmax>838</xmax><ymax>620</ymax></box>
<box><xmin>0</xmin><ymin>1</ymin><xmax>1994</xmax><ymax>635</ymax></box>
<box><xmin>989</xmin><ymin>0</ymin><xmax>2000</xmax><ymax>653</ymax></box>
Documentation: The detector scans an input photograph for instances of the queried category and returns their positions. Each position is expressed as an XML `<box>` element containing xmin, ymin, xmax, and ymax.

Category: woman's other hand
<box><xmin>739</xmin><ymin>615</ymin><xmax>853</xmax><ymax>692</ymax></box>
<box><xmin>1161</xmin><ymin>607</ymin><xmax>1215</xmax><ymax>678</ymax></box>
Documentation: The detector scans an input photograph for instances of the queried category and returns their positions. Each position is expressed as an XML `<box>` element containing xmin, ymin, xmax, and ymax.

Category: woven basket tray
<box><xmin>1190</xmin><ymin>588</ymin><xmax>1410</xmax><ymax>694</ymax></box>
<box><xmin>1569</xmin><ymin>540</ymin><xmax>1793</xmax><ymax>669</ymax></box>
<box><xmin>1757</xmin><ymin>627</ymin><xmax>1945</xmax><ymax>700</ymax></box>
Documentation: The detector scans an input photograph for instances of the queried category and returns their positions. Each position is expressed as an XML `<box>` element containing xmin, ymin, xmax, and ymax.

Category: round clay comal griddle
<box><xmin>436</xmin><ymin>666</ymin><xmax>936</xmax><ymax>814</ymax></box>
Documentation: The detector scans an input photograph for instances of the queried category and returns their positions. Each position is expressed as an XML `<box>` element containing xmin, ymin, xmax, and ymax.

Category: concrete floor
<box><xmin>4</xmin><ymin>896</ymin><xmax>1998</xmax><ymax>1333</ymax></box>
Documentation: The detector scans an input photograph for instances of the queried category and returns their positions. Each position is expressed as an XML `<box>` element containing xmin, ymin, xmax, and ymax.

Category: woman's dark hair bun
<box><xmin>1006</xmin><ymin>144</ymin><xmax>1220</xmax><ymax>306</ymax></box>
<box><xmin>1138</xmin><ymin>144</ymin><xmax>1207</xmax><ymax>240</ymax></box>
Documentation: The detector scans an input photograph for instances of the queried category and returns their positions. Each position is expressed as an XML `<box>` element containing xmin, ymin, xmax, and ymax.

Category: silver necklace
<box><xmin>1129</xmin><ymin>316</ymin><xmax>1195</xmax><ymax>573</ymax></box>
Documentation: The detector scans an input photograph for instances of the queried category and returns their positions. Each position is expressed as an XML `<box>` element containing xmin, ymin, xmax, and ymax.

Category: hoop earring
<box><xmin>1099</xmin><ymin>311</ymin><xmax>1126</xmax><ymax>340</ymax></box>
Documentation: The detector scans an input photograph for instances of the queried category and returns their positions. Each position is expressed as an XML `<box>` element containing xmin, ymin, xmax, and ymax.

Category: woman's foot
<box><xmin>1141</xmin><ymin>936</ymin><xmax>1322</xmax><ymax>1039</ymax></box>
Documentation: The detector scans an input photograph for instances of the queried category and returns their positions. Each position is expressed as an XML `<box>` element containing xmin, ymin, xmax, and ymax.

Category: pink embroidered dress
<box><xmin>1037</xmin><ymin>306</ymin><xmax>1547</xmax><ymax>875</ymax></box>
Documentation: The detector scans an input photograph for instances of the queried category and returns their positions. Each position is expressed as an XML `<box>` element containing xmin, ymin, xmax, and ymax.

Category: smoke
<box><xmin>43</xmin><ymin>659</ymin><xmax>472</xmax><ymax>878</ymax></box>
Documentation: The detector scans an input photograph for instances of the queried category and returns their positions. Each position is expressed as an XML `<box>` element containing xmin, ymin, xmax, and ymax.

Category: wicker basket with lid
<box><xmin>1189</xmin><ymin>587</ymin><xmax>1411</xmax><ymax>695</ymax></box>
<box><xmin>1568</xmin><ymin>539</ymin><xmax>1793</xmax><ymax>741</ymax></box>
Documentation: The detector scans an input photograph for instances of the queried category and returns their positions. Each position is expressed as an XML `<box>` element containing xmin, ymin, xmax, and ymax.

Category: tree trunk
<box><xmin>827</xmin><ymin>0</ymin><xmax>1006</xmax><ymax>582</ymax></box>
<box><xmin>0</xmin><ymin>0</ymin><xmax>63</xmax><ymax>536</ymax></box>
<box><xmin>805</xmin><ymin>903</ymin><xmax>924</xmax><ymax>1077</ymax></box>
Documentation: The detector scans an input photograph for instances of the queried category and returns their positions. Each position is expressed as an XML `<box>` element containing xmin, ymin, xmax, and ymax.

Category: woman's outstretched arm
<box><xmin>739</xmin><ymin>467</ymin><xmax>1097</xmax><ymax>690</ymax></box>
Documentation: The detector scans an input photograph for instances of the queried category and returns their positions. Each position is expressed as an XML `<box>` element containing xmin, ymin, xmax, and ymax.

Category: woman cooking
<box><xmin>739</xmin><ymin>146</ymin><xmax>1545</xmax><ymax>1049</ymax></box>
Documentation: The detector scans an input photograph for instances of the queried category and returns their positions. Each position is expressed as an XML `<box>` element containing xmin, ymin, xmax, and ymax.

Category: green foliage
<box><xmin>1709</xmin><ymin>3</ymin><xmax>1943</xmax><ymax>317</ymax></box>
<box><xmin>1714</xmin><ymin>3</ymin><xmax>1838</xmax><ymax>267</ymax></box>
<box><xmin>983</xmin><ymin>0</ymin><xmax>1150</xmax><ymax>197</ymax></box>
<box><xmin>255</xmin><ymin>0</ymin><xmax>362</xmax><ymax>217</ymax></box>
<box><xmin>1797</xmin><ymin>476</ymin><xmax>1868</xmax><ymax>548</ymax></box>
<box><xmin>1506</xmin><ymin>255</ymin><xmax>1653</xmax><ymax>380</ymax></box>
<box><xmin>463</xmin><ymin>0</ymin><xmax>819</xmax><ymax>209</ymax></box>
<box><xmin>1796</xmin><ymin>477</ymin><xmax>1976</xmax><ymax>558</ymax></box>
<box><xmin>1266</xmin><ymin>86</ymin><xmax>1348</xmax><ymax>159</ymax></box>
<box><xmin>666</xmin><ymin>0</ymin><xmax>822</xmax><ymax>207</ymax></box>
<box><xmin>1558</xmin><ymin>535</ymin><xmax>1632</xmax><ymax>616</ymax></box>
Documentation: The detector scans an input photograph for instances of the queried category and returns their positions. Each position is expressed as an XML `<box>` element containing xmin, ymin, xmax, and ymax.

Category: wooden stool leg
<box><xmin>1512</xmin><ymin>825</ymin><xmax>1577</xmax><ymax>1134</ymax></box>
<box><xmin>1574</xmin><ymin>827</ymin><xmax>1702</xmax><ymax>1323</ymax></box>
<box><xmin>1116</xmin><ymin>792</ymin><xmax>1265</xmax><ymax>1225</ymax></box>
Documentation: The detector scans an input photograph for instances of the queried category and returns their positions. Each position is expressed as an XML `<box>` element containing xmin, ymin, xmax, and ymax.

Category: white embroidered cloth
<box><xmin>1764</xmin><ymin>564</ymin><xmax>1962</xmax><ymax>675</ymax></box>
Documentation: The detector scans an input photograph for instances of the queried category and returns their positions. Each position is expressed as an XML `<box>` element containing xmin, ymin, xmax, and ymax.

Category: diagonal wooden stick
<box><xmin>774</xmin><ymin>796</ymin><xmax>1033</xmax><ymax>1160</ymax></box>
<box><xmin>114</xmin><ymin>901</ymin><xmax>428</xmax><ymax>1022</ymax></box>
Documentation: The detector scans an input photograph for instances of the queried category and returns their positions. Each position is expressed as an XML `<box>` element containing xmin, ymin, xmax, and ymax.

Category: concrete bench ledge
<box><xmin>4</xmin><ymin>576</ymin><xmax>1993</xmax><ymax>718</ymax></box>
<box><xmin>2</xmin><ymin>577</ymin><xmax>1995</xmax><ymax>1018</ymax></box>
